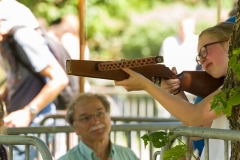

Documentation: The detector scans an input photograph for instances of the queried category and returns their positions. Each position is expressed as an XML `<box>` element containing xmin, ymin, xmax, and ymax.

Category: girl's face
<box><xmin>197</xmin><ymin>33</ymin><xmax>229</xmax><ymax>78</ymax></box>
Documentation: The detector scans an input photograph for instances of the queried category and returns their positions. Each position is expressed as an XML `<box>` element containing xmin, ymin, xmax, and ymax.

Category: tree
<box><xmin>224</xmin><ymin>1</ymin><xmax>240</xmax><ymax>158</ymax></box>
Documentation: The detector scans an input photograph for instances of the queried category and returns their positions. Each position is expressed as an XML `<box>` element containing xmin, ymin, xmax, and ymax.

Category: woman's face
<box><xmin>197</xmin><ymin>33</ymin><xmax>229</xmax><ymax>78</ymax></box>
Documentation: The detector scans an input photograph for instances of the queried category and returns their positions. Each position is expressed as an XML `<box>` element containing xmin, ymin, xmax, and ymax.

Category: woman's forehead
<box><xmin>198</xmin><ymin>33</ymin><xmax>219</xmax><ymax>50</ymax></box>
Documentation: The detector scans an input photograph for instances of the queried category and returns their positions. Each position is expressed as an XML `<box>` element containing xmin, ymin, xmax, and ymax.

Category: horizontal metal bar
<box><xmin>173</xmin><ymin>126</ymin><xmax>240</xmax><ymax>141</ymax></box>
<box><xmin>40</xmin><ymin>114</ymin><xmax>179</xmax><ymax>125</ymax></box>
<box><xmin>8</xmin><ymin>122</ymin><xmax>182</xmax><ymax>135</ymax></box>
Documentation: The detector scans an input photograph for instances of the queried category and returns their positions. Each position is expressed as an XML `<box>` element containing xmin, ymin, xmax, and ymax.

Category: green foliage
<box><xmin>231</xmin><ymin>48</ymin><xmax>240</xmax><ymax>80</ymax></box>
<box><xmin>141</xmin><ymin>131</ymin><xmax>174</xmax><ymax>148</ymax></box>
<box><xmin>121</xmin><ymin>21</ymin><xmax>175</xmax><ymax>59</ymax></box>
<box><xmin>20</xmin><ymin>0</ymin><xmax>78</xmax><ymax>24</ymax></box>
<box><xmin>210</xmin><ymin>89</ymin><xmax>233</xmax><ymax>116</ymax></box>
<box><xmin>141</xmin><ymin>131</ymin><xmax>199</xmax><ymax>160</ymax></box>
<box><xmin>163</xmin><ymin>144</ymin><xmax>187</xmax><ymax>160</ymax></box>
<box><xmin>18</xmin><ymin>0</ymin><xmax>228</xmax><ymax>60</ymax></box>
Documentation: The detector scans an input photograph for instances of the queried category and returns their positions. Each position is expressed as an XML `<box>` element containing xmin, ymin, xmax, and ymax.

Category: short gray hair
<box><xmin>66</xmin><ymin>93</ymin><xmax>110</xmax><ymax>127</ymax></box>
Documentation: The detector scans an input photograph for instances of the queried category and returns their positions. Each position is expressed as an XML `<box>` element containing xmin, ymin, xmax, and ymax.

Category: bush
<box><xmin>121</xmin><ymin>21</ymin><xmax>176</xmax><ymax>59</ymax></box>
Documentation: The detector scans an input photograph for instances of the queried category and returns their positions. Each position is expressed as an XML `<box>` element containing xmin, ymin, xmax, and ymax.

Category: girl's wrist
<box><xmin>173</xmin><ymin>90</ymin><xmax>180</xmax><ymax>95</ymax></box>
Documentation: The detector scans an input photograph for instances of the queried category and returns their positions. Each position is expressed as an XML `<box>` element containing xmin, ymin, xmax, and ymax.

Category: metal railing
<box><xmin>39</xmin><ymin>114</ymin><xmax>180</xmax><ymax>159</ymax></box>
<box><xmin>154</xmin><ymin>126</ymin><xmax>240</xmax><ymax>160</ymax></box>
<box><xmin>90</xmin><ymin>86</ymin><xmax>196</xmax><ymax>117</ymax></box>
<box><xmin>40</xmin><ymin>114</ymin><xmax>179</xmax><ymax>125</ymax></box>
<box><xmin>0</xmin><ymin>135</ymin><xmax>52</xmax><ymax>160</ymax></box>
<box><xmin>7</xmin><ymin>122</ymin><xmax>182</xmax><ymax>160</ymax></box>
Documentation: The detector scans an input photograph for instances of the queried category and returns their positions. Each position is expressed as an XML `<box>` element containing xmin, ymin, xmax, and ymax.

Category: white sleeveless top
<box><xmin>200</xmin><ymin>115</ymin><xmax>230</xmax><ymax>160</ymax></box>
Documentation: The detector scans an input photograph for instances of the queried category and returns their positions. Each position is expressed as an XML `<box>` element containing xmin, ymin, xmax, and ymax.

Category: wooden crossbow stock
<box><xmin>66</xmin><ymin>56</ymin><xmax>224</xmax><ymax>98</ymax></box>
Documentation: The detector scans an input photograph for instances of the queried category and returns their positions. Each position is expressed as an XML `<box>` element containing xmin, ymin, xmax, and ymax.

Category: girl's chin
<box><xmin>205</xmin><ymin>70</ymin><xmax>216</xmax><ymax>78</ymax></box>
<box><xmin>209</xmin><ymin>72</ymin><xmax>223</xmax><ymax>79</ymax></box>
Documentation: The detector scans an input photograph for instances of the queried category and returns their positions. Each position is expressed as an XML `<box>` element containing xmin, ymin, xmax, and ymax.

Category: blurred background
<box><xmin>11</xmin><ymin>0</ymin><xmax>236</xmax><ymax>59</ymax></box>
<box><xmin>0</xmin><ymin>0</ymin><xmax>237</xmax><ymax>97</ymax></box>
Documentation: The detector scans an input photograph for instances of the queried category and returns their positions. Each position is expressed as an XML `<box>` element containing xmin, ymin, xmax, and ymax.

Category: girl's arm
<box><xmin>115</xmin><ymin>68</ymin><xmax>223</xmax><ymax>126</ymax></box>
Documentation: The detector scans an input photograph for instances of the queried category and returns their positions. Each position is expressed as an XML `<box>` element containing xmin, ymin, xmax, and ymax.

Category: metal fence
<box><xmin>40</xmin><ymin>114</ymin><xmax>179</xmax><ymax>125</ymax></box>
<box><xmin>0</xmin><ymin>135</ymin><xmax>52</xmax><ymax>160</ymax></box>
<box><xmin>90</xmin><ymin>86</ymin><xmax>196</xmax><ymax>118</ymax></box>
<box><xmin>2</xmin><ymin>87</ymin><xmax>196</xmax><ymax>159</ymax></box>
<box><xmin>39</xmin><ymin>114</ymin><xmax>180</xmax><ymax>159</ymax></box>
<box><xmin>154</xmin><ymin>126</ymin><xmax>240</xmax><ymax>160</ymax></box>
<box><xmin>5</xmin><ymin>123</ymin><xmax>240</xmax><ymax>160</ymax></box>
<box><xmin>91</xmin><ymin>86</ymin><xmax>160</xmax><ymax>117</ymax></box>
<box><xmin>7</xmin><ymin>122</ymin><xmax>182</xmax><ymax>160</ymax></box>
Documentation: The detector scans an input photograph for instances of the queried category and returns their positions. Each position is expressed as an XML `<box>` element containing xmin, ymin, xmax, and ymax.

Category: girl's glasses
<box><xmin>196</xmin><ymin>40</ymin><xmax>227</xmax><ymax>65</ymax></box>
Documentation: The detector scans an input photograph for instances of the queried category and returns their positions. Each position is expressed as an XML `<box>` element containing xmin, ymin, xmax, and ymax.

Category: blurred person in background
<box><xmin>47</xmin><ymin>14</ymin><xmax>90</xmax><ymax>60</ymax></box>
<box><xmin>47</xmin><ymin>14</ymin><xmax>92</xmax><ymax>92</ymax></box>
<box><xmin>228</xmin><ymin>0</ymin><xmax>237</xmax><ymax>18</ymax></box>
<box><xmin>60</xmin><ymin>14</ymin><xmax>90</xmax><ymax>60</ymax></box>
<box><xmin>58</xmin><ymin>93</ymin><xmax>139</xmax><ymax>160</ymax></box>
<box><xmin>229</xmin><ymin>6</ymin><xmax>237</xmax><ymax>17</ymax></box>
<box><xmin>159</xmin><ymin>17</ymin><xmax>198</xmax><ymax>73</ymax></box>
<box><xmin>0</xmin><ymin>0</ymin><xmax>68</xmax><ymax>159</ymax></box>
<box><xmin>36</xmin><ymin>16</ymin><xmax>48</xmax><ymax>30</ymax></box>
<box><xmin>158</xmin><ymin>16</ymin><xmax>199</xmax><ymax>118</ymax></box>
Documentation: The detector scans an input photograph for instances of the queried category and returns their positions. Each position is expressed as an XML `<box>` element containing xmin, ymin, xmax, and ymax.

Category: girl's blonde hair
<box><xmin>199</xmin><ymin>22</ymin><xmax>234</xmax><ymax>41</ymax></box>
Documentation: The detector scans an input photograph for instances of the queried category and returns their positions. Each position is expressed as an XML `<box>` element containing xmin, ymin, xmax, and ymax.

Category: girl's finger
<box><xmin>171</xmin><ymin>67</ymin><xmax>178</xmax><ymax>75</ymax></box>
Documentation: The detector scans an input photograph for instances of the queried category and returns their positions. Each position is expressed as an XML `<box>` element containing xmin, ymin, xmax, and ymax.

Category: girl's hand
<box><xmin>159</xmin><ymin>67</ymin><xmax>181</xmax><ymax>94</ymax></box>
<box><xmin>114</xmin><ymin>68</ymin><xmax>149</xmax><ymax>92</ymax></box>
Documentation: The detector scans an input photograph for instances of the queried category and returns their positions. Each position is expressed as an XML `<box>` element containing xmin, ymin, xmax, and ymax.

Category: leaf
<box><xmin>222</xmin><ymin>103</ymin><xmax>233</xmax><ymax>117</ymax></box>
<box><xmin>229</xmin><ymin>88</ymin><xmax>238</xmax><ymax>96</ymax></box>
<box><xmin>210</xmin><ymin>92</ymin><xmax>226</xmax><ymax>112</ymax></box>
<box><xmin>235</xmin><ymin>86</ymin><xmax>240</xmax><ymax>92</ymax></box>
<box><xmin>141</xmin><ymin>134</ymin><xmax>150</xmax><ymax>148</ymax></box>
<box><xmin>141</xmin><ymin>131</ymin><xmax>174</xmax><ymax>149</ymax></box>
<box><xmin>211</xmin><ymin>97</ymin><xmax>233</xmax><ymax>116</ymax></box>
<box><xmin>228</xmin><ymin>55</ymin><xmax>237</xmax><ymax>68</ymax></box>
<box><xmin>229</xmin><ymin>94</ymin><xmax>240</xmax><ymax>106</ymax></box>
<box><xmin>232</xmin><ymin>48</ymin><xmax>240</xmax><ymax>56</ymax></box>
<box><xmin>150</xmin><ymin>132</ymin><xmax>171</xmax><ymax>148</ymax></box>
<box><xmin>212</xmin><ymin>101</ymin><xmax>224</xmax><ymax>115</ymax></box>
<box><xmin>237</xmin><ymin>73</ymin><xmax>240</xmax><ymax>81</ymax></box>
<box><xmin>163</xmin><ymin>144</ymin><xmax>187</xmax><ymax>160</ymax></box>
<box><xmin>232</xmin><ymin>63</ymin><xmax>240</xmax><ymax>76</ymax></box>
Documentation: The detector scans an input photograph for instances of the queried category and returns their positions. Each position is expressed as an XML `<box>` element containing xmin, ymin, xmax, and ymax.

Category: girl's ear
<box><xmin>228</xmin><ymin>39</ymin><xmax>231</xmax><ymax>44</ymax></box>
<box><xmin>0</xmin><ymin>119</ymin><xmax>4</xmax><ymax>127</ymax></box>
